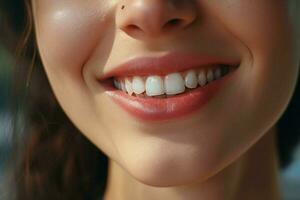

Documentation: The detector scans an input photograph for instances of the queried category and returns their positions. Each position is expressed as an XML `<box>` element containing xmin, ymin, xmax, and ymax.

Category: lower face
<box><xmin>32</xmin><ymin>0</ymin><xmax>299</xmax><ymax>186</ymax></box>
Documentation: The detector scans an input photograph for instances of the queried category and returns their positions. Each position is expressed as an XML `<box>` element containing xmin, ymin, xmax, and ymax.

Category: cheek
<box><xmin>209</xmin><ymin>0</ymin><xmax>299</xmax><ymax>108</ymax></box>
<box><xmin>207</xmin><ymin>0</ymin><xmax>293</xmax><ymax>53</ymax></box>
<box><xmin>34</xmin><ymin>3</ymin><xmax>113</xmax><ymax>81</ymax></box>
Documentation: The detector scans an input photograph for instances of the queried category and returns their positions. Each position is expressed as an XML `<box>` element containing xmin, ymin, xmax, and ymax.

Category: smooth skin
<box><xmin>32</xmin><ymin>0</ymin><xmax>299</xmax><ymax>199</ymax></box>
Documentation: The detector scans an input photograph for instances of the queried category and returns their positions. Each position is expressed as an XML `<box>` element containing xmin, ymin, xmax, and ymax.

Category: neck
<box><xmin>104</xmin><ymin>127</ymin><xmax>281</xmax><ymax>200</ymax></box>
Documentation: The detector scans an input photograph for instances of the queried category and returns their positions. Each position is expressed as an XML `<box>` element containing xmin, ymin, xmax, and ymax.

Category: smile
<box><xmin>98</xmin><ymin>52</ymin><xmax>239</xmax><ymax>121</ymax></box>
<box><xmin>113</xmin><ymin>64</ymin><xmax>234</xmax><ymax>98</ymax></box>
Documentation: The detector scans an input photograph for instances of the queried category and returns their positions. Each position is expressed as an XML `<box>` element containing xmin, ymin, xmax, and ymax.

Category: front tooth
<box><xmin>125</xmin><ymin>78</ymin><xmax>133</xmax><ymax>96</ymax></box>
<box><xmin>164</xmin><ymin>73</ymin><xmax>185</xmax><ymax>95</ymax></box>
<box><xmin>198</xmin><ymin>70</ymin><xmax>207</xmax><ymax>87</ymax></box>
<box><xmin>214</xmin><ymin>67</ymin><xmax>222</xmax><ymax>79</ymax></box>
<box><xmin>145</xmin><ymin>75</ymin><xmax>164</xmax><ymax>96</ymax></box>
<box><xmin>132</xmin><ymin>76</ymin><xmax>145</xmax><ymax>94</ymax></box>
<box><xmin>184</xmin><ymin>70</ymin><xmax>198</xmax><ymax>89</ymax></box>
<box><xmin>206</xmin><ymin>69</ymin><xmax>214</xmax><ymax>83</ymax></box>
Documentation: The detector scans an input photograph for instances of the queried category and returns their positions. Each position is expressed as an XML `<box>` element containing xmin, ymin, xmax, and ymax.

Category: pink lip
<box><xmin>98</xmin><ymin>52</ymin><xmax>239</xmax><ymax>80</ymax></box>
<box><xmin>98</xmin><ymin>52</ymin><xmax>239</xmax><ymax>121</ymax></box>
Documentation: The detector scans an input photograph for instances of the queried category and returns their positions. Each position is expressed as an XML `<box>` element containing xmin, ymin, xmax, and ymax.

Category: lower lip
<box><xmin>101</xmin><ymin>71</ymin><xmax>236</xmax><ymax>122</ymax></box>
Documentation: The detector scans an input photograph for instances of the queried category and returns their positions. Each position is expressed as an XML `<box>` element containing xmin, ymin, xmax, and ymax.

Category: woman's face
<box><xmin>32</xmin><ymin>0</ymin><xmax>299</xmax><ymax>186</ymax></box>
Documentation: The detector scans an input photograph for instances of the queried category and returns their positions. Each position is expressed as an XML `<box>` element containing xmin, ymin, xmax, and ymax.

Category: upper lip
<box><xmin>98</xmin><ymin>52</ymin><xmax>239</xmax><ymax>81</ymax></box>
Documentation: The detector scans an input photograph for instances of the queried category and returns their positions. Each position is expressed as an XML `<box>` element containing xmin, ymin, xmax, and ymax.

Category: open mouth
<box><xmin>98</xmin><ymin>53</ymin><xmax>239</xmax><ymax>121</ymax></box>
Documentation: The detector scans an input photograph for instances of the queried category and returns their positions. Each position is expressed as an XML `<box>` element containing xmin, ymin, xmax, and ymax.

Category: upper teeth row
<box><xmin>113</xmin><ymin>66</ymin><xmax>229</xmax><ymax>97</ymax></box>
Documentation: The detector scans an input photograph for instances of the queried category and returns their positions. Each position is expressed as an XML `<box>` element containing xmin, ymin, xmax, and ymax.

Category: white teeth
<box><xmin>214</xmin><ymin>67</ymin><xmax>222</xmax><ymax>79</ymax></box>
<box><xmin>206</xmin><ymin>68</ymin><xmax>214</xmax><ymax>83</ymax></box>
<box><xmin>184</xmin><ymin>70</ymin><xmax>198</xmax><ymax>89</ymax></box>
<box><xmin>125</xmin><ymin>78</ymin><xmax>133</xmax><ymax>96</ymax></box>
<box><xmin>198</xmin><ymin>70</ymin><xmax>207</xmax><ymax>87</ymax></box>
<box><xmin>113</xmin><ymin>65</ymin><xmax>233</xmax><ymax>96</ymax></box>
<box><xmin>164</xmin><ymin>73</ymin><xmax>185</xmax><ymax>95</ymax></box>
<box><xmin>145</xmin><ymin>75</ymin><xmax>165</xmax><ymax>96</ymax></box>
<box><xmin>120</xmin><ymin>80</ymin><xmax>126</xmax><ymax>92</ymax></box>
<box><xmin>132</xmin><ymin>76</ymin><xmax>145</xmax><ymax>94</ymax></box>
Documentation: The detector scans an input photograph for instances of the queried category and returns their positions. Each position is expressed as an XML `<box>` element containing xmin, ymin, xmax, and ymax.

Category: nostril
<box><xmin>163</xmin><ymin>19</ymin><xmax>184</xmax><ymax>30</ymax></box>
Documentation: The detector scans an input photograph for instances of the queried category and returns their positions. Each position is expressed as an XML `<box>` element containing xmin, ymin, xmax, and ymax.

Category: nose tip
<box><xmin>116</xmin><ymin>0</ymin><xmax>197</xmax><ymax>38</ymax></box>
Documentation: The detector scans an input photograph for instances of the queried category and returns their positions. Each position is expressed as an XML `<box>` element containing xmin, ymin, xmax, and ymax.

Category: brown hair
<box><xmin>0</xmin><ymin>0</ymin><xmax>299</xmax><ymax>199</ymax></box>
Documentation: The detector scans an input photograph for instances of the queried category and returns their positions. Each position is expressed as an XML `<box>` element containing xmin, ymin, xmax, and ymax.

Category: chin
<box><xmin>119</xmin><ymin>148</ymin><xmax>225</xmax><ymax>187</ymax></box>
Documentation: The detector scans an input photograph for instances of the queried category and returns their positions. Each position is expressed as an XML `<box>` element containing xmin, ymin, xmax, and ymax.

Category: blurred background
<box><xmin>0</xmin><ymin>44</ymin><xmax>13</xmax><ymax>184</ymax></box>
<box><xmin>0</xmin><ymin>44</ymin><xmax>300</xmax><ymax>199</ymax></box>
